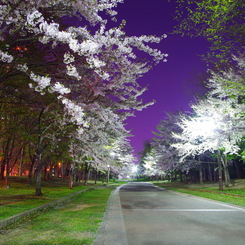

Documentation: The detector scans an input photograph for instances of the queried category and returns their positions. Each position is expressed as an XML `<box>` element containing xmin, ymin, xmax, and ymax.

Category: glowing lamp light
<box><xmin>13</xmin><ymin>46</ymin><xmax>28</xmax><ymax>51</ymax></box>
<box><xmin>132</xmin><ymin>166</ymin><xmax>138</xmax><ymax>173</ymax></box>
<box><xmin>110</xmin><ymin>151</ymin><xmax>116</xmax><ymax>157</ymax></box>
<box><xmin>191</xmin><ymin>117</ymin><xmax>217</xmax><ymax>138</ymax></box>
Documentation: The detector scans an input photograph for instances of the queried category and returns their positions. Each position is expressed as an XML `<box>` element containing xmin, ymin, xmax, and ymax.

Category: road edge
<box><xmin>93</xmin><ymin>184</ymin><xmax>128</xmax><ymax>245</ymax></box>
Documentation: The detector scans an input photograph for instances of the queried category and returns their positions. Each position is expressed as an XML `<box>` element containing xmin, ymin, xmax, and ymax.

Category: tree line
<box><xmin>140</xmin><ymin>0</ymin><xmax>245</xmax><ymax>190</ymax></box>
<box><xmin>0</xmin><ymin>0</ymin><xmax>167</xmax><ymax>195</ymax></box>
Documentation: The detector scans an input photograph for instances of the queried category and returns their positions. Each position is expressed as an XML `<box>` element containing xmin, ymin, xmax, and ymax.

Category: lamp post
<box><xmin>106</xmin><ymin>165</ymin><xmax>110</xmax><ymax>183</ymax></box>
<box><xmin>132</xmin><ymin>165</ymin><xmax>138</xmax><ymax>179</ymax></box>
<box><xmin>58</xmin><ymin>162</ymin><xmax>61</xmax><ymax>178</ymax></box>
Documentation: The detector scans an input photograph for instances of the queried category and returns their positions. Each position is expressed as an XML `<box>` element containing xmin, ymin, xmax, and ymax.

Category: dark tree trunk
<box><xmin>233</xmin><ymin>160</ymin><xmax>241</xmax><ymax>179</ymax></box>
<box><xmin>5</xmin><ymin>161</ymin><xmax>9</xmax><ymax>188</ymax></box>
<box><xmin>199</xmin><ymin>164</ymin><xmax>203</xmax><ymax>185</ymax></box>
<box><xmin>28</xmin><ymin>143</ymin><xmax>36</xmax><ymax>183</ymax></box>
<box><xmin>208</xmin><ymin>163</ymin><xmax>213</xmax><ymax>182</ymax></box>
<box><xmin>218</xmin><ymin>150</ymin><xmax>223</xmax><ymax>191</ymax></box>
<box><xmin>69</xmin><ymin>163</ymin><xmax>74</xmax><ymax>189</ymax></box>
<box><xmin>35</xmin><ymin>170</ymin><xmax>43</xmax><ymax>196</ymax></box>
<box><xmin>28</xmin><ymin>160</ymin><xmax>36</xmax><ymax>183</ymax></box>
<box><xmin>35</xmin><ymin>108</ymin><xmax>45</xmax><ymax>196</ymax></box>
<box><xmin>19</xmin><ymin>146</ymin><xmax>25</xmax><ymax>177</ymax></box>
<box><xmin>222</xmin><ymin>155</ymin><xmax>231</xmax><ymax>186</ymax></box>
<box><xmin>0</xmin><ymin>160</ymin><xmax>5</xmax><ymax>180</ymax></box>
<box><xmin>180</xmin><ymin>172</ymin><xmax>183</xmax><ymax>182</ymax></box>
<box><xmin>94</xmin><ymin>169</ymin><xmax>97</xmax><ymax>184</ymax></box>
<box><xmin>35</xmin><ymin>152</ymin><xmax>43</xmax><ymax>196</ymax></box>
<box><xmin>82</xmin><ymin>162</ymin><xmax>91</xmax><ymax>185</ymax></box>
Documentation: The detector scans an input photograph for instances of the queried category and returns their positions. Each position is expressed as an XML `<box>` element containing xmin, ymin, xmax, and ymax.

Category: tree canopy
<box><xmin>173</xmin><ymin>0</ymin><xmax>245</xmax><ymax>67</ymax></box>
<box><xmin>0</xmin><ymin>0</ymin><xmax>167</xmax><ymax>193</ymax></box>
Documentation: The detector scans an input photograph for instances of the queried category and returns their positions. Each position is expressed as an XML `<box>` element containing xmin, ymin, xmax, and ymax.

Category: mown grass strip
<box><xmin>0</xmin><ymin>186</ymin><xmax>96</xmax><ymax>221</ymax></box>
<box><xmin>0</xmin><ymin>187</ymin><xmax>112</xmax><ymax>245</ymax></box>
<box><xmin>0</xmin><ymin>187</ymin><xmax>97</xmax><ymax>229</ymax></box>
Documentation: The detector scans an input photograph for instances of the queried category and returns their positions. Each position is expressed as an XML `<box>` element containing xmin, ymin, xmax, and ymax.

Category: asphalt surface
<box><xmin>94</xmin><ymin>182</ymin><xmax>245</xmax><ymax>245</ymax></box>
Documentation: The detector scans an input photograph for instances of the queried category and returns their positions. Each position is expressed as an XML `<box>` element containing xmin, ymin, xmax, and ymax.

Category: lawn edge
<box><xmin>0</xmin><ymin>186</ymin><xmax>96</xmax><ymax>229</ymax></box>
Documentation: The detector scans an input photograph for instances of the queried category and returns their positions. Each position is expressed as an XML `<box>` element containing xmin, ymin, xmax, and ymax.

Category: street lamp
<box><xmin>191</xmin><ymin>117</ymin><xmax>216</xmax><ymax>139</ymax></box>
<box><xmin>132</xmin><ymin>165</ymin><xmax>138</xmax><ymax>179</ymax></box>
<box><xmin>106</xmin><ymin>164</ymin><xmax>110</xmax><ymax>183</ymax></box>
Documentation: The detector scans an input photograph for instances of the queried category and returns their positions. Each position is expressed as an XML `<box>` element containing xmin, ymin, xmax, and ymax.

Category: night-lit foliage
<box><xmin>173</xmin><ymin>0</ymin><xmax>245</xmax><ymax>67</ymax></box>
<box><xmin>0</xmin><ymin>0</ymin><xmax>167</xmax><ymax>194</ymax></box>
<box><xmin>143</xmin><ymin>57</ymin><xmax>245</xmax><ymax>184</ymax></box>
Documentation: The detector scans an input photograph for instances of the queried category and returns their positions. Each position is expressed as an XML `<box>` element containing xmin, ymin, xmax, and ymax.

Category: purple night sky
<box><xmin>115</xmin><ymin>0</ymin><xmax>209</xmax><ymax>156</ymax></box>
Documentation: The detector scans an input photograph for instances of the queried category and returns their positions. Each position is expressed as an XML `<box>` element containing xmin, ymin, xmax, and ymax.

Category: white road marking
<box><xmin>124</xmin><ymin>209</ymin><xmax>238</xmax><ymax>212</ymax></box>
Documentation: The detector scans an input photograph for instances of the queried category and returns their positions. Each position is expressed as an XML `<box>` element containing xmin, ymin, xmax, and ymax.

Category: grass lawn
<box><xmin>0</xmin><ymin>187</ymin><xmax>112</xmax><ymax>245</ymax></box>
<box><xmin>154</xmin><ymin>179</ymin><xmax>245</xmax><ymax>207</ymax></box>
<box><xmin>0</xmin><ymin>177</ymin><xmax>103</xmax><ymax>221</ymax></box>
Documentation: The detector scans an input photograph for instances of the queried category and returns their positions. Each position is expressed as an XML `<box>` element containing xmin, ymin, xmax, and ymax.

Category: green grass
<box><xmin>154</xmin><ymin>179</ymin><xmax>245</xmax><ymax>207</ymax></box>
<box><xmin>0</xmin><ymin>187</ymin><xmax>112</xmax><ymax>245</ymax></box>
<box><xmin>0</xmin><ymin>177</ymin><xmax>106</xmax><ymax>220</ymax></box>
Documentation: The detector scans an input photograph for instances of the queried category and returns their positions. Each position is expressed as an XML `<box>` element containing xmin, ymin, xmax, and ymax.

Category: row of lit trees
<box><xmin>0</xmin><ymin>1</ymin><xmax>166</xmax><ymax>195</ymax></box>
<box><xmin>140</xmin><ymin>0</ymin><xmax>245</xmax><ymax>190</ymax></box>
<box><xmin>140</xmin><ymin>57</ymin><xmax>245</xmax><ymax>190</ymax></box>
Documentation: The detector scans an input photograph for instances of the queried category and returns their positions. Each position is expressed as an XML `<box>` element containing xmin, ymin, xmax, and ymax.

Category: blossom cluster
<box><xmin>60</xmin><ymin>97</ymin><xmax>88</xmax><ymax>128</ymax></box>
<box><xmin>0</xmin><ymin>50</ymin><xmax>13</xmax><ymax>63</ymax></box>
<box><xmin>172</xmin><ymin>57</ymin><xmax>245</xmax><ymax>159</ymax></box>
<box><xmin>0</xmin><ymin>0</ymin><xmax>167</xmax><ymax>172</ymax></box>
<box><xmin>29</xmin><ymin>72</ymin><xmax>51</xmax><ymax>92</ymax></box>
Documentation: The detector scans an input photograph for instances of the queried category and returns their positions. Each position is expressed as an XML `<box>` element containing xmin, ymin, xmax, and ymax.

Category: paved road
<box><xmin>94</xmin><ymin>182</ymin><xmax>245</xmax><ymax>245</ymax></box>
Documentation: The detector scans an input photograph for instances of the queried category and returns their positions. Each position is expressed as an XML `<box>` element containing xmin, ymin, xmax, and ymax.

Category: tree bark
<box><xmin>199</xmin><ymin>164</ymin><xmax>203</xmax><ymax>185</ymax></box>
<box><xmin>222</xmin><ymin>154</ymin><xmax>231</xmax><ymax>186</ymax></box>
<box><xmin>94</xmin><ymin>168</ymin><xmax>98</xmax><ymax>184</ymax></box>
<box><xmin>83</xmin><ymin>162</ymin><xmax>91</xmax><ymax>185</ymax></box>
<box><xmin>35</xmin><ymin>150</ymin><xmax>43</xmax><ymax>196</ymax></box>
<box><xmin>35</xmin><ymin>170</ymin><xmax>43</xmax><ymax>196</ymax></box>
<box><xmin>68</xmin><ymin>163</ymin><xmax>74</xmax><ymax>189</ymax></box>
<box><xmin>35</xmin><ymin>108</ymin><xmax>45</xmax><ymax>196</ymax></box>
<box><xmin>218</xmin><ymin>150</ymin><xmax>223</xmax><ymax>191</ymax></box>
<box><xmin>208</xmin><ymin>163</ymin><xmax>213</xmax><ymax>182</ymax></box>
<box><xmin>233</xmin><ymin>160</ymin><xmax>241</xmax><ymax>179</ymax></box>
<box><xmin>19</xmin><ymin>146</ymin><xmax>25</xmax><ymax>177</ymax></box>
<box><xmin>5</xmin><ymin>161</ymin><xmax>9</xmax><ymax>188</ymax></box>
<box><xmin>0</xmin><ymin>160</ymin><xmax>5</xmax><ymax>180</ymax></box>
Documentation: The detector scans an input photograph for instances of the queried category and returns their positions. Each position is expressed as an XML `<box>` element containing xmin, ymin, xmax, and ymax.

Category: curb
<box><xmin>0</xmin><ymin>187</ymin><xmax>95</xmax><ymax>229</ymax></box>
<box><xmin>93</xmin><ymin>184</ymin><xmax>128</xmax><ymax>245</ymax></box>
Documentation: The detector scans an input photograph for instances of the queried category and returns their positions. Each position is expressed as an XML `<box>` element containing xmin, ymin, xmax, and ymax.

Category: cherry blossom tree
<box><xmin>68</xmin><ymin>109</ymin><xmax>134</xmax><ymax>186</ymax></box>
<box><xmin>173</xmin><ymin>58</ymin><xmax>245</xmax><ymax>159</ymax></box>
<box><xmin>0</xmin><ymin>1</ymin><xmax>167</xmax><ymax>194</ymax></box>
<box><xmin>141</xmin><ymin>148</ymin><xmax>166</xmax><ymax>179</ymax></box>
<box><xmin>172</xmin><ymin>58</ymin><xmax>245</xmax><ymax>189</ymax></box>
<box><xmin>173</xmin><ymin>0</ymin><xmax>245</xmax><ymax>67</ymax></box>
<box><xmin>0</xmin><ymin>0</ymin><xmax>167</xmax><ymax>130</ymax></box>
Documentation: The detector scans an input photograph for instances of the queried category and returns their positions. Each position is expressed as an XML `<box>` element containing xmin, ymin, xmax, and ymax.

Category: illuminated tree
<box><xmin>141</xmin><ymin>149</ymin><xmax>158</xmax><ymax>178</ymax></box>
<box><xmin>0</xmin><ymin>1</ymin><xmax>167</xmax><ymax>194</ymax></box>
<box><xmin>172</xmin><ymin>59</ymin><xmax>245</xmax><ymax>189</ymax></box>
<box><xmin>173</xmin><ymin>0</ymin><xmax>245</xmax><ymax>67</ymax></box>
<box><xmin>0</xmin><ymin>0</ymin><xmax>166</xmax><ymax>129</ymax></box>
